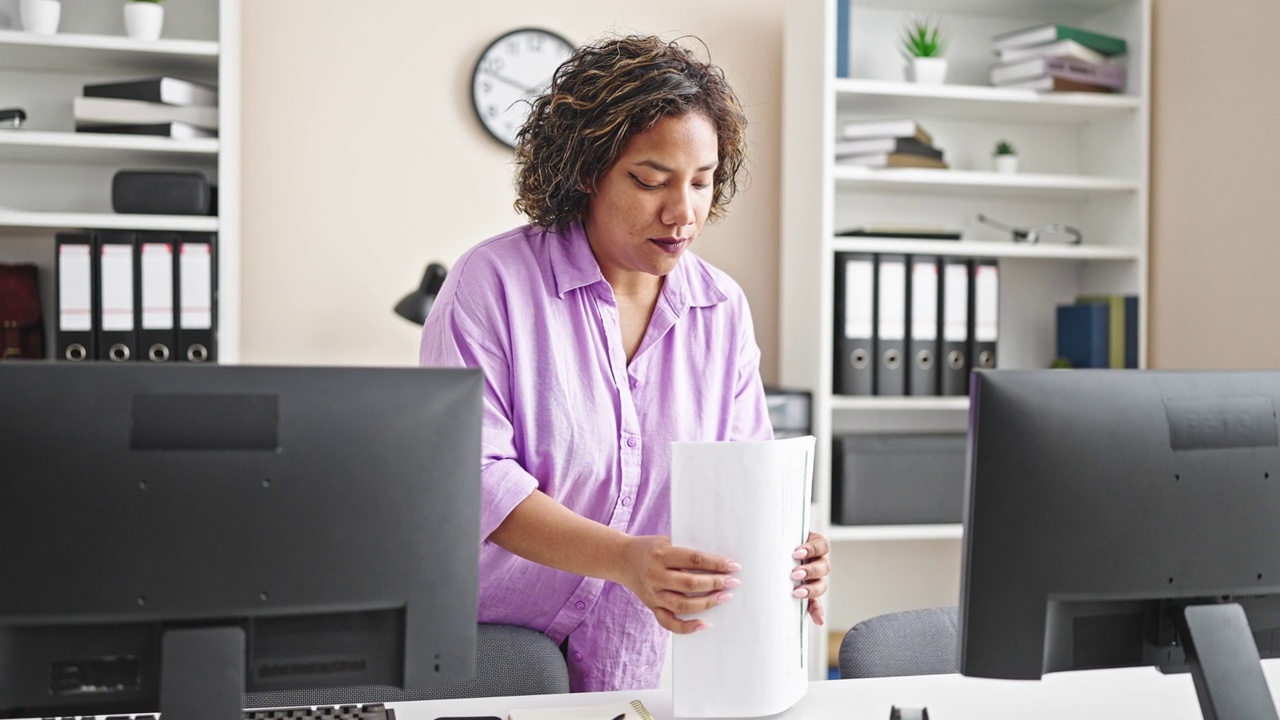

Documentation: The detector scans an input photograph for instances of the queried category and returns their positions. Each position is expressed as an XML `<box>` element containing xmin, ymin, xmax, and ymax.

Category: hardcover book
<box><xmin>992</xmin><ymin>23</ymin><xmax>1127</xmax><ymax>56</ymax></box>
<box><xmin>83</xmin><ymin>77</ymin><xmax>218</xmax><ymax>107</ymax></box>
<box><xmin>992</xmin><ymin>55</ymin><xmax>1126</xmax><ymax>89</ymax></box>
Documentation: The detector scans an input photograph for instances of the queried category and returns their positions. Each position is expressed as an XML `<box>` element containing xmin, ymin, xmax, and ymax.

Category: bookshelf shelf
<box><xmin>0</xmin><ymin>131</ymin><xmax>218</xmax><ymax>164</ymax></box>
<box><xmin>828</xmin><ymin>523</ymin><xmax>964</xmax><ymax>542</ymax></box>
<box><xmin>835</xmin><ymin>78</ymin><xmax>1140</xmax><ymax>123</ymax></box>
<box><xmin>830</xmin><ymin>396</ymin><xmax>969</xmax><ymax>412</ymax></box>
<box><xmin>0</xmin><ymin>29</ymin><xmax>218</xmax><ymax>77</ymax></box>
<box><xmin>833</xmin><ymin>166</ymin><xmax>1139</xmax><ymax>198</ymax></box>
<box><xmin>0</xmin><ymin>210</ymin><xmax>219</xmax><ymax>232</ymax></box>
<box><xmin>831</xmin><ymin>237</ymin><xmax>1140</xmax><ymax>261</ymax></box>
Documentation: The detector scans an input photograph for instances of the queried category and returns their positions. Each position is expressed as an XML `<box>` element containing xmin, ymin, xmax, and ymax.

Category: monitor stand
<box><xmin>160</xmin><ymin>626</ymin><xmax>246</xmax><ymax>720</ymax></box>
<box><xmin>1178</xmin><ymin>603</ymin><xmax>1280</xmax><ymax>720</ymax></box>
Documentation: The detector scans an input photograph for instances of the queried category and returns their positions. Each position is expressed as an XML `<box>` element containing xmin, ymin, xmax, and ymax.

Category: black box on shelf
<box><xmin>831</xmin><ymin>432</ymin><xmax>966</xmax><ymax>525</ymax></box>
<box><xmin>764</xmin><ymin>387</ymin><xmax>812</xmax><ymax>439</ymax></box>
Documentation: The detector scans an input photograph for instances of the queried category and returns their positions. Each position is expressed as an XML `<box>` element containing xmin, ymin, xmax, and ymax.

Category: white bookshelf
<box><xmin>782</xmin><ymin>0</ymin><xmax>1150</xmax><ymax>676</ymax></box>
<box><xmin>0</xmin><ymin>0</ymin><xmax>239</xmax><ymax>362</ymax></box>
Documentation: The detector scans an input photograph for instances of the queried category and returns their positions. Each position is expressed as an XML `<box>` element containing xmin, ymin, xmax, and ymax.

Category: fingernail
<box><xmin>792</xmin><ymin>587</ymin><xmax>809</xmax><ymax>598</ymax></box>
<box><xmin>793</xmin><ymin>548</ymin><xmax>809</xmax><ymax>560</ymax></box>
<box><xmin>697</xmin><ymin>622</ymin><xmax>712</xmax><ymax>632</ymax></box>
<box><xmin>726</xmin><ymin>561</ymin><xmax>742</xmax><ymax>572</ymax></box>
<box><xmin>790</xmin><ymin>569</ymin><xmax>806</xmax><ymax>581</ymax></box>
<box><xmin>723</xmin><ymin>577</ymin><xmax>741</xmax><ymax>589</ymax></box>
<box><xmin>716</xmin><ymin>593</ymin><xmax>733</xmax><ymax>604</ymax></box>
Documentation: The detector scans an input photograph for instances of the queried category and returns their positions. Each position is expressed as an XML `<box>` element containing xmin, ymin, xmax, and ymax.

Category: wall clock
<box><xmin>471</xmin><ymin>28</ymin><xmax>575</xmax><ymax>149</ymax></box>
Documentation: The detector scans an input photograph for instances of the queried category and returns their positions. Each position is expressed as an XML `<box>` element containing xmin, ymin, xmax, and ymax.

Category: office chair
<box><xmin>249</xmin><ymin>623</ymin><xmax>570</xmax><ymax>706</ymax></box>
<box><xmin>838</xmin><ymin>606</ymin><xmax>959</xmax><ymax>678</ymax></box>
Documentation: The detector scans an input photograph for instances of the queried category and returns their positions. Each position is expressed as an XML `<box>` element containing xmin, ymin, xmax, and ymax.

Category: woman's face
<box><xmin>583</xmin><ymin>112</ymin><xmax>718</xmax><ymax>292</ymax></box>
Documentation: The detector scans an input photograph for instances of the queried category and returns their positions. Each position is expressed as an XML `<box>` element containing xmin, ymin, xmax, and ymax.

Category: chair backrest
<box><xmin>839</xmin><ymin>606</ymin><xmax>959</xmax><ymax>679</ymax></box>
<box><xmin>247</xmin><ymin>623</ymin><xmax>570</xmax><ymax>706</ymax></box>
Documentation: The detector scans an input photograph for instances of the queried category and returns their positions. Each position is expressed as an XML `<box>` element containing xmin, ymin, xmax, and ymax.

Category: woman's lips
<box><xmin>650</xmin><ymin>238</ymin><xmax>688</xmax><ymax>254</ymax></box>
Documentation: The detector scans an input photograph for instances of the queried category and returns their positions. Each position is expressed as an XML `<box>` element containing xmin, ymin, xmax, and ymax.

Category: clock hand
<box><xmin>482</xmin><ymin>69</ymin><xmax>541</xmax><ymax>96</ymax></box>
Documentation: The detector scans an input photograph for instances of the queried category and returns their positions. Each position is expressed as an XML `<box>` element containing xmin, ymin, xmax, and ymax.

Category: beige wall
<box><xmin>240</xmin><ymin>1</ymin><xmax>784</xmax><ymax>380</ymax></box>
<box><xmin>1149</xmin><ymin>0</ymin><xmax>1280</xmax><ymax>368</ymax></box>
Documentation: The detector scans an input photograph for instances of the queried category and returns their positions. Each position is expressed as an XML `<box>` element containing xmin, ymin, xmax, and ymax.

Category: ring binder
<box><xmin>138</xmin><ymin>232</ymin><xmax>176</xmax><ymax>363</ymax></box>
<box><xmin>176</xmin><ymin>233</ymin><xmax>217</xmax><ymax>363</ymax></box>
<box><xmin>973</xmin><ymin>259</ymin><xmax>999</xmax><ymax>370</ymax></box>
<box><xmin>834</xmin><ymin>253</ymin><xmax>874</xmax><ymax>396</ymax></box>
<box><xmin>55</xmin><ymin>233</ymin><xmax>95</xmax><ymax>362</ymax></box>
<box><xmin>940</xmin><ymin>257</ymin><xmax>970</xmax><ymax>396</ymax></box>
<box><xmin>875</xmin><ymin>254</ymin><xmax>907</xmax><ymax>396</ymax></box>
<box><xmin>95</xmin><ymin>230</ymin><xmax>137</xmax><ymax>362</ymax></box>
<box><xmin>907</xmin><ymin>255</ymin><xmax>940</xmax><ymax>396</ymax></box>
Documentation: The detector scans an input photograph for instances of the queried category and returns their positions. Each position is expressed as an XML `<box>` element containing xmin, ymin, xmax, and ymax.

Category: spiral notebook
<box><xmin>507</xmin><ymin>698</ymin><xmax>653</xmax><ymax>720</ymax></box>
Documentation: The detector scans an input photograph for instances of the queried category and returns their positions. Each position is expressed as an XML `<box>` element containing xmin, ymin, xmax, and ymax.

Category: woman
<box><xmin>420</xmin><ymin>34</ymin><xmax>830</xmax><ymax>692</ymax></box>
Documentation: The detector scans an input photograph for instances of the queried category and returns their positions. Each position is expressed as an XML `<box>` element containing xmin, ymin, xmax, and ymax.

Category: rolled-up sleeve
<box><xmin>419</xmin><ymin>286</ymin><xmax>538</xmax><ymax>543</ymax></box>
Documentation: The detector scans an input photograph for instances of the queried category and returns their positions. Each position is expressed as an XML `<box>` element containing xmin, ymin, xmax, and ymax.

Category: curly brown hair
<box><xmin>513</xmin><ymin>34</ymin><xmax>749</xmax><ymax>230</ymax></box>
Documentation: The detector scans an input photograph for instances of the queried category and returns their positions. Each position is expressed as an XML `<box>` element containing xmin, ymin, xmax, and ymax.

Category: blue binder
<box><xmin>1056</xmin><ymin>304</ymin><xmax>1109</xmax><ymax>369</ymax></box>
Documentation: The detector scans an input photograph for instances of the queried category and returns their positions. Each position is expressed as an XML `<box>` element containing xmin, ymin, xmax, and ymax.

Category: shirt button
<box><xmin>622</xmin><ymin>496</ymin><xmax>632</xmax><ymax>507</ymax></box>
<box><xmin>630</xmin><ymin>378</ymin><xmax>640</xmax><ymax>389</ymax></box>
<box><xmin>575</xmin><ymin>600</ymin><xmax>586</xmax><ymax>611</ymax></box>
<box><xmin>626</xmin><ymin>437</ymin><xmax>637</xmax><ymax>448</ymax></box>
<box><xmin>572</xmin><ymin>652</ymin><xmax>584</xmax><ymax>662</ymax></box>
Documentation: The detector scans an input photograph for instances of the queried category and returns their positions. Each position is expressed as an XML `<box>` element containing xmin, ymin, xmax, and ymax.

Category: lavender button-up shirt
<box><xmin>418</xmin><ymin>222</ymin><xmax>773</xmax><ymax>692</ymax></box>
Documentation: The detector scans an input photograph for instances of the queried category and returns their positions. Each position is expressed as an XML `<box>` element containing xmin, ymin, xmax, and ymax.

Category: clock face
<box><xmin>471</xmin><ymin>28</ymin><xmax>575</xmax><ymax>149</ymax></box>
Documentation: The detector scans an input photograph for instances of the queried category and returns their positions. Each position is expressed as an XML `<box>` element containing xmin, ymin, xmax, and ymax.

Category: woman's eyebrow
<box><xmin>633</xmin><ymin>159</ymin><xmax>719</xmax><ymax>173</ymax></box>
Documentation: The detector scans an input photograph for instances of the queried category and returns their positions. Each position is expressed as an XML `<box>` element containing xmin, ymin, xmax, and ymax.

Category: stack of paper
<box><xmin>670</xmin><ymin>436</ymin><xmax>816</xmax><ymax>718</ymax></box>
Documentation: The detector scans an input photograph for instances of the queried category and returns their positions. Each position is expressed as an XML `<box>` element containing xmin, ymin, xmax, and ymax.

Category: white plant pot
<box><xmin>124</xmin><ymin>2</ymin><xmax>164</xmax><ymax>40</ymax></box>
<box><xmin>19</xmin><ymin>0</ymin><xmax>60</xmax><ymax>34</ymax></box>
<box><xmin>908</xmin><ymin>57</ymin><xmax>948</xmax><ymax>85</ymax></box>
<box><xmin>994</xmin><ymin>155</ymin><xmax>1019</xmax><ymax>174</ymax></box>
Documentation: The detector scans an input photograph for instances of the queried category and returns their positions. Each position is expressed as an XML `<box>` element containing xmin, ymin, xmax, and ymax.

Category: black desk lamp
<box><xmin>394</xmin><ymin>263</ymin><xmax>447</xmax><ymax>325</ymax></box>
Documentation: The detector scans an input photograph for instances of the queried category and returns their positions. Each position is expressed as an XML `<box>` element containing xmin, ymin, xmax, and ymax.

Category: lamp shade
<box><xmin>394</xmin><ymin>263</ymin><xmax>447</xmax><ymax>325</ymax></box>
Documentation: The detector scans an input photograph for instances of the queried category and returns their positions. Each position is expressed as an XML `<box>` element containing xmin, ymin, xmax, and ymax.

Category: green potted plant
<box><xmin>901</xmin><ymin>16</ymin><xmax>946</xmax><ymax>84</ymax></box>
<box><xmin>124</xmin><ymin>0</ymin><xmax>163</xmax><ymax>41</ymax></box>
<box><xmin>993</xmin><ymin>139</ymin><xmax>1018</xmax><ymax>173</ymax></box>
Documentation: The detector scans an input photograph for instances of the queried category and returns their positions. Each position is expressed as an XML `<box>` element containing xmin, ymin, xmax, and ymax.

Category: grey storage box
<box><xmin>831</xmin><ymin>433</ymin><xmax>966</xmax><ymax>525</ymax></box>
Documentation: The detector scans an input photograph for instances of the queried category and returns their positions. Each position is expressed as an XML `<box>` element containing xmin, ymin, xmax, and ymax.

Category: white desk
<box><xmin>392</xmin><ymin>660</ymin><xmax>1280</xmax><ymax>720</ymax></box>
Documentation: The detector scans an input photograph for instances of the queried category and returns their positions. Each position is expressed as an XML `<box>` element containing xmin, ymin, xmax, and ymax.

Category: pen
<box><xmin>610</xmin><ymin>715</ymin><xmax>625</xmax><ymax>720</ymax></box>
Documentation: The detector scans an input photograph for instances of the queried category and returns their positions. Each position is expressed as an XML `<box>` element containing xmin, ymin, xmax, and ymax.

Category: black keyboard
<box><xmin>44</xmin><ymin>704</ymin><xmax>396</xmax><ymax>720</ymax></box>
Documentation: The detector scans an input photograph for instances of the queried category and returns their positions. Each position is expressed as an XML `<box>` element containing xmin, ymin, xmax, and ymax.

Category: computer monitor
<box><xmin>0</xmin><ymin>364</ymin><xmax>483</xmax><ymax>720</ymax></box>
<box><xmin>960</xmin><ymin>369</ymin><xmax>1280</xmax><ymax>719</ymax></box>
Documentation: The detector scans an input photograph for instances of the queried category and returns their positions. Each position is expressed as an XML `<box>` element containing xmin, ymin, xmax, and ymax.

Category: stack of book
<box><xmin>834</xmin><ymin>119</ymin><xmax>948</xmax><ymax>169</ymax></box>
<box><xmin>74</xmin><ymin>76</ymin><xmax>219</xmax><ymax>139</ymax></box>
<box><xmin>989</xmin><ymin>23</ymin><xmax>1127</xmax><ymax>93</ymax></box>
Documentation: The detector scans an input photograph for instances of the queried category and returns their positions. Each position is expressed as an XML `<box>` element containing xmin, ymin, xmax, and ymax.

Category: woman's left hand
<box><xmin>791</xmin><ymin>531</ymin><xmax>831</xmax><ymax>625</ymax></box>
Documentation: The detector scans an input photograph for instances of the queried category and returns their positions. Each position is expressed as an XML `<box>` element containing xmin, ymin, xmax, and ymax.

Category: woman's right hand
<box><xmin>614</xmin><ymin>535</ymin><xmax>741</xmax><ymax>634</ymax></box>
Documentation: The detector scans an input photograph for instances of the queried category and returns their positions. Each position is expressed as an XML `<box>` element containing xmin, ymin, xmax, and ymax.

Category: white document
<box><xmin>670</xmin><ymin>435</ymin><xmax>816</xmax><ymax>718</ymax></box>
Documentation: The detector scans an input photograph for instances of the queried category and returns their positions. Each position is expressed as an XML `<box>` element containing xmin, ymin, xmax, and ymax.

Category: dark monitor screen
<box><xmin>960</xmin><ymin>369</ymin><xmax>1280</xmax><ymax>718</ymax></box>
<box><xmin>0</xmin><ymin>364</ymin><xmax>482</xmax><ymax>720</ymax></box>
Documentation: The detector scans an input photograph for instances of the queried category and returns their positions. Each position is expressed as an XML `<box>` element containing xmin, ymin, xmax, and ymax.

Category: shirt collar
<box><xmin>547</xmin><ymin>220</ymin><xmax>729</xmax><ymax>310</ymax></box>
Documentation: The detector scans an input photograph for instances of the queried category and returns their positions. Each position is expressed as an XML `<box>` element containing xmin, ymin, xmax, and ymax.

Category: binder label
<box><xmin>59</xmin><ymin>244</ymin><xmax>92</xmax><ymax>332</ymax></box>
<box><xmin>180</xmin><ymin>243</ymin><xmax>213</xmax><ymax>330</ymax></box>
<box><xmin>100</xmin><ymin>244</ymin><xmax>135</xmax><ymax>332</ymax></box>
<box><xmin>943</xmin><ymin>263</ymin><xmax>968</xmax><ymax>342</ymax></box>
<box><xmin>141</xmin><ymin>243</ymin><xmax>175</xmax><ymax>330</ymax></box>
<box><xmin>911</xmin><ymin>261</ymin><xmax>938</xmax><ymax>340</ymax></box>
<box><xmin>877</xmin><ymin>259</ymin><xmax>906</xmax><ymax>341</ymax></box>
<box><xmin>975</xmin><ymin>264</ymin><xmax>999</xmax><ymax>343</ymax></box>
<box><xmin>844</xmin><ymin>258</ymin><xmax>873</xmax><ymax>339</ymax></box>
